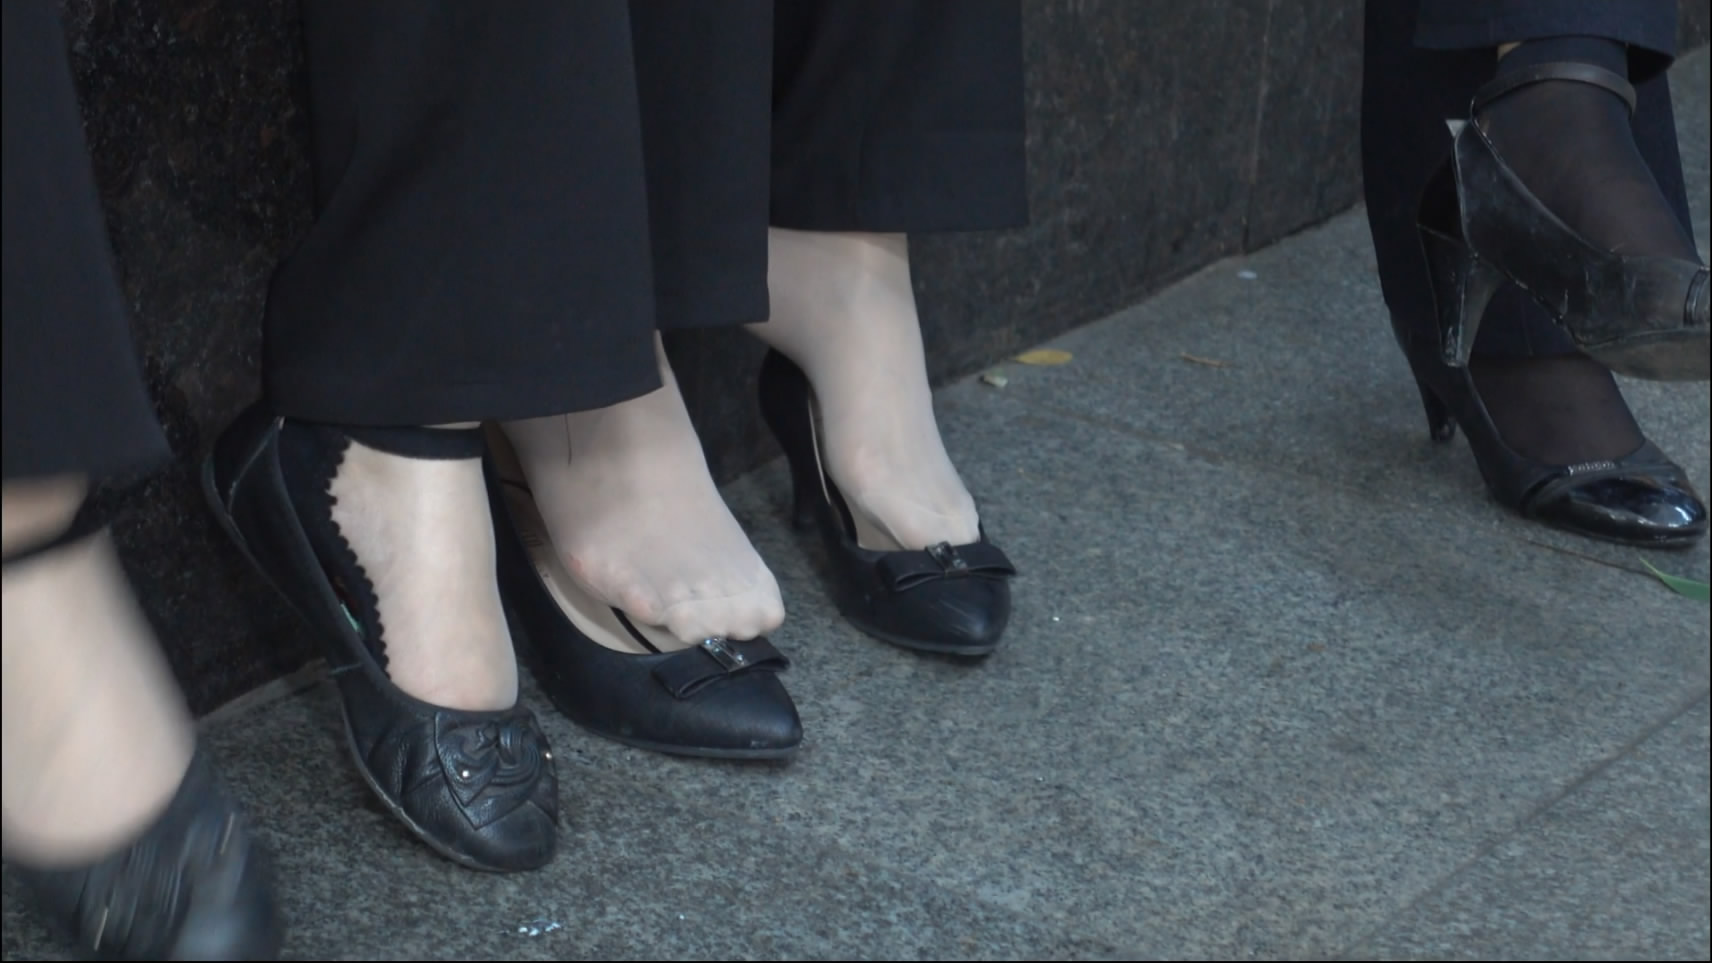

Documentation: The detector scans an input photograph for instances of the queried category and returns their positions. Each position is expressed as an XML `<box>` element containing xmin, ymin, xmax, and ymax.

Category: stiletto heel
<box><xmin>756</xmin><ymin>352</ymin><xmax>823</xmax><ymax>534</ymax></box>
<box><xmin>1417</xmin><ymin>225</ymin><xmax>1507</xmax><ymax>369</ymax></box>
<box><xmin>1444</xmin><ymin>63</ymin><xmax>1710</xmax><ymax>381</ymax></box>
<box><xmin>1413</xmin><ymin>377</ymin><xmax>1455</xmax><ymax>443</ymax></box>
<box><xmin>788</xmin><ymin>490</ymin><xmax>816</xmax><ymax>532</ymax></box>
<box><xmin>757</xmin><ymin>349</ymin><xmax>1016</xmax><ymax>656</ymax></box>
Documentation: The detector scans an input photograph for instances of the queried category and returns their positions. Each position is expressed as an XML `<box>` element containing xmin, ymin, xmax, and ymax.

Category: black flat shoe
<box><xmin>757</xmin><ymin>349</ymin><xmax>1016</xmax><ymax>657</ymax></box>
<box><xmin>486</xmin><ymin>461</ymin><xmax>802</xmax><ymax>760</ymax></box>
<box><xmin>11</xmin><ymin>751</ymin><xmax>283</xmax><ymax>962</ymax></box>
<box><xmin>1426</xmin><ymin>61</ymin><xmax>1709</xmax><ymax>381</ymax></box>
<box><xmin>4</xmin><ymin>521</ymin><xmax>283</xmax><ymax>961</ymax></box>
<box><xmin>203</xmin><ymin>404</ymin><xmax>558</xmax><ymax>872</ymax></box>
<box><xmin>1393</xmin><ymin>319</ymin><xmax>1707</xmax><ymax>549</ymax></box>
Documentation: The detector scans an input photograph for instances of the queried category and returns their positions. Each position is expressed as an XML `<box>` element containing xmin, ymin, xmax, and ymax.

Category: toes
<box><xmin>568</xmin><ymin>555</ymin><xmax>669</xmax><ymax>628</ymax></box>
<box><xmin>660</xmin><ymin>583</ymin><xmax>785</xmax><ymax>644</ymax></box>
<box><xmin>745</xmin><ymin>593</ymin><xmax>788</xmax><ymax>639</ymax></box>
<box><xmin>661</xmin><ymin>602</ymin><xmax>716</xmax><ymax>645</ymax></box>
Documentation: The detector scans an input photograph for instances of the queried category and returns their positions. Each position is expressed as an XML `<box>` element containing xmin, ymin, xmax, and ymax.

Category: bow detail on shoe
<box><xmin>435</xmin><ymin>708</ymin><xmax>555</xmax><ymax>829</ymax></box>
<box><xmin>875</xmin><ymin>540</ymin><xmax>1017</xmax><ymax>592</ymax></box>
<box><xmin>651</xmin><ymin>637</ymin><xmax>790</xmax><ymax>699</ymax></box>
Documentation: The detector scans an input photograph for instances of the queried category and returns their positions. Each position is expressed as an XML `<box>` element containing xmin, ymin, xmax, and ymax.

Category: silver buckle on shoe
<box><xmin>926</xmin><ymin>541</ymin><xmax>970</xmax><ymax>574</ymax></box>
<box><xmin>699</xmin><ymin>637</ymin><xmax>747</xmax><ymax>671</ymax></box>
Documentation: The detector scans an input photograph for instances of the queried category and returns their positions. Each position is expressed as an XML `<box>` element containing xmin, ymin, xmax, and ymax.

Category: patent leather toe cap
<box><xmin>1532</xmin><ymin>474</ymin><xmax>1708</xmax><ymax>547</ymax></box>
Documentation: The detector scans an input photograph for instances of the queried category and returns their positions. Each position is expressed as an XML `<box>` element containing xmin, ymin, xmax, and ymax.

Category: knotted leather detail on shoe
<box><xmin>650</xmin><ymin>637</ymin><xmax>789</xmax><ymax>699</ymax></box>
<box><xmin>1688</xmin><ymin>268</ymin><xmax>1709</xmax><ymax>328</ymax></box>
<box><xmin>433</xmin><ymin>708</ymin><xmax>554</xmax><ymax>830</ymax></box>
<box><xmin>875</xmin><ymin>540</ymin><xmax>1017</xmax><ymax>592</ymax></box>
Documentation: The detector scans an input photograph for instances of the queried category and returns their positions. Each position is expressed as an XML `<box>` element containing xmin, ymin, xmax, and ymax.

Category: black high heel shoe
<box><xmin>1393</xmin><ymin>314</ymin><xmax>1707</xmax><ymax>549</ymax></box>
<box><xmin>3</xmin><ymin>516</ymin><xmax>283</xmax><ymax>961</ymax></box>
<box><xmin>203</xmin><ymin>404</ymin><xmax>558</xmax><ymax>872</ymax></box>
<box><xmin>757</xmin><ymin>349</ymin><xmax>1016</xmax><ymax>656</ymax></box>
<box><xmin>1426</xmin><ymin>62</ymin><xmax>1709</xmax><ymax>381</ymax></box>
<box><xmin>484</xmin><ymin>453</ymin><xmax>801</xmax><ymax>760</ymax></box>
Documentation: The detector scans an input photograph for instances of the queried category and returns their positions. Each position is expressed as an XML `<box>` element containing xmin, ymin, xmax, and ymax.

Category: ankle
<box><xmin>2</xmin><ymin>533</ymin><xmax>196</xmax><ymax>865</ymax></box>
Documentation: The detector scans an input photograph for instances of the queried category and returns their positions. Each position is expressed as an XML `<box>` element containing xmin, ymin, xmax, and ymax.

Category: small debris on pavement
<box><xmin>1014</xmin><ymin>348</ymin><xmax>1073</xmax><ymax>365</ymax></box>
<box><xmin>518</xmin><ymin>919</ymin><xmax>562</xmax><ymax>937</ymax></box>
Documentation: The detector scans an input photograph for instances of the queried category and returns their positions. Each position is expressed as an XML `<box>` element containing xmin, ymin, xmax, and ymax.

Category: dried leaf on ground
<box><xmin>1015</xmin><ymin>348</ymin><xmax>1073</xmax><ymax>366</ymax></box>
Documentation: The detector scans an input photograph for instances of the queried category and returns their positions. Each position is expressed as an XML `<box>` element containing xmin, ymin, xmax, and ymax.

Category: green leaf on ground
<box><xmin>1640</xmin><ymin>558</ymin><xmax>1711</xmax><ymax>602</ymax></box>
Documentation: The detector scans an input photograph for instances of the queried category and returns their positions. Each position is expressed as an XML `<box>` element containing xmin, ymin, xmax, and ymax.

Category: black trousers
<box><xmin>1361</xmin><ymin>0</ymin><xmax>1690</xmax><ymax>359</ymax></box>
<box><xmin>250</xmin><ymin>0</ymin><xmax>1025</xmax><ymax>427</ymax></box>
<box><xmin>1</xmin><ymin>0</ymin><xmax>1026</xmax><ymax>480</ymax></box>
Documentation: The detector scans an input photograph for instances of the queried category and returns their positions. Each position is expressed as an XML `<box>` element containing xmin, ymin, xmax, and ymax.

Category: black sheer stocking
<box><xmin>1471</xmin><ymin>354</ymin><xmax>1645</xmax><ymax>464</ymax></box>
<box><xmin>1479</xmin><ymin>36</ymin><xmax>1699</xmax><ymax>264</ymax></box>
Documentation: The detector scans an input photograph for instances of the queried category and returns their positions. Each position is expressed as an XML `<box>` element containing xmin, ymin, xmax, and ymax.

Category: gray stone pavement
<box><xmin>5</xmin><ymin>48</ymin><xmax>1707</xmax><ymax>963</ymax></box>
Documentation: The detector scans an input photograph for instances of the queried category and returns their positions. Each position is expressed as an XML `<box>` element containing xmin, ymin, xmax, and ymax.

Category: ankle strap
<box><xmin>334</xmin><ymin>423</ymin><xmax>488</xmax><ymax>460</ymax></box>
<box><xmin>1</xmin><ymin>498</ymin><xmax>106</xmax><ymax>568</ymax></box>
<box><xmin>1472</xmin><ymin>61</ymin><xmax>1637</xmax><ymax>117</ymax></box>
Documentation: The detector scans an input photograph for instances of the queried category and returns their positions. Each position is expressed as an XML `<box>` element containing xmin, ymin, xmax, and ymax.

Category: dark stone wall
<box><xmin>63</xmin><ymin>0</ymin><xmax>316</xmax><ymax>706</ymax></box>
<box><xmin>58</xmin><ymin>1</ymin><xmax>1709</xmax><ymax>713</ymax></box>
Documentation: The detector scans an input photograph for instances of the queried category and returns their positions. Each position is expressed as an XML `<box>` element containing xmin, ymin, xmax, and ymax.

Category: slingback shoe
<box><xmin>4</xmin><ymin>519</ymin><xmax>283</xmax><ymax>961</ymax></box>
<box><xmin>1429</xmin><ymin>61</ymin><xmax>1709</xmax><ymax>381</ymax></box>
<box><xmin>203</xmin><ymin>404</ymin><xmax>558</xmax><ymax>872</ymax></box>
<box><xmin>486</xmin><ymin>464</ymin><xmax>801</xmax><ymax>760</ymax></box>
<box><xmin>757</xmin><ymin>349</ymin><xmax>1016</xmax><ymax>656</ymax></box>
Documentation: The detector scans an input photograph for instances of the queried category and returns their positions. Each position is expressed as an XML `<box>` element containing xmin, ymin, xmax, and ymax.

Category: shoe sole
<box><xmin>843</xmin><ymin>614</ymin><xmax>1001</xmax><ymax>659</ymax></box>
<box><xmin>1524</xmin><ymin>510</ymin><xmax>1708</xmax><ymax>551</ymax></box>
<box><xmin>1586</xmin><ymin>329</ymin><xmax>1711</xmax><ymax>383</ymax></box>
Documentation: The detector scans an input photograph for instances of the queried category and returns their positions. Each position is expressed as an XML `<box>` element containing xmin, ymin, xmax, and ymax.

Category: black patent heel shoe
<box><xmin>484</xmin><ymin>451</ymin><xmax>801</xmax><ymax>760</ymax></box>
<box><xmin>3</xmin><ymin>520</ymin><xmax>282</xmax><ymax>961</ymax></box>
<box><xmin>1428</xmin><ymin>62</ymin><xmax>1710</xmax><ymax>381</ymax></box>
<box><xmin>1392</xmin><ymin>310</ymin><xmax>1707</xmax><ymax>548</ymax></box>
<box><xmin>202</xmin><ymin>404</ymin><xmax>557</xmax><ymax>872</ymax></box>
<box><xmin>757</xmin><ymin>349</ymin><xmax>1016</xmax><ymax>656</ymax></box>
